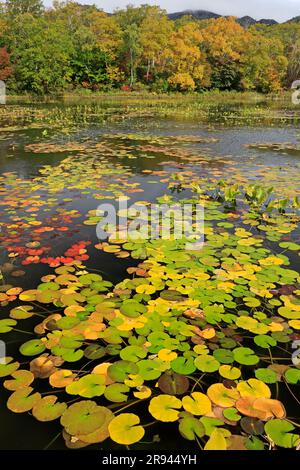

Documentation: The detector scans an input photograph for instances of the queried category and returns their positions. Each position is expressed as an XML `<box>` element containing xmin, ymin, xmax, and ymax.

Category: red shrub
<box><xmin>0</xmin><ymin>47</ymin><xmax>12</xmax><ymax>81</ymax></box>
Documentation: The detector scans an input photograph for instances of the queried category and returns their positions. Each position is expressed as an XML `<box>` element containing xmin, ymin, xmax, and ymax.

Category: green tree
<box><xmin>139</xmin><ymin>7</ymin><xmax>173</xmax><ymax>81</ymax></box>
<box><xmin>5</xmin><ymin>0</ymin><xmax>43</xmax><ymax>17</ymax></box>
<box><xmin>242</xmin><ymin>33</ymin><xmax>287</xmax><ymax>92</ymax></box>
<box><xmin>7</xmin><ymin>13</ymin><xmax>73</xmax><ymax>93</ymax></box>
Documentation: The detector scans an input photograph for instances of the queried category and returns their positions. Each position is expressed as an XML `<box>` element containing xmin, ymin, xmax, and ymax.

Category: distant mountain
<box><xmin>168</xmin><ymin>9</ymin><xmax>220</xmax><ymax>21</ymax></box>
<box><xmin>237</xmin><ymin>16</ymin><xmax>257</xmax><ymax>28</ymax></box>
<box><xmin>287</xmin><ymin>16</ymin><xmax>300</xmax><ymax>23</ymax></box>
<box><xmin>259</xmin><ymin>19</ymin><xmax>278</xmax><ymax>25</ymax></box>
<box><xmin>167</xmin><ymin>10</ymin><xmax>279</xmax><ymax>27</ymax></box>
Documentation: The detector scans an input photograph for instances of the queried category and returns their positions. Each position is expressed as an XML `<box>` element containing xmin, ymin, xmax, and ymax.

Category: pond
<box><xmin>0</xmin><ymin>96</ymin><xmax>300</xmax><ymax>450</ymax></box>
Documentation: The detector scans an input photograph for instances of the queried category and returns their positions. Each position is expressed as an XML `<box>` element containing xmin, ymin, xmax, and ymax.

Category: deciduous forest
<box><xmin>0</xmin><ymin>0</ymin><xmax>299</xmax><ymax>94</ymax></box>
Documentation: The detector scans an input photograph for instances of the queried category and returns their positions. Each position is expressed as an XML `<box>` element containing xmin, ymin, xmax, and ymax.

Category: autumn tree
<box><xmin>242</xmin><ymin>33</ymin><xmax>287</xmax><ymax>92</ymax></box>
<box><xmin>139</xmin><ymin>7</ymin><xmax>173</xmax><ymax>81</ymax></box>
<box><xmin>167</xmin><ymin>22</ymin><xmax>209</xmax><ymax>91</ymax></box>
<box><xmin>115</xmin><ymin>5</ymin><xmax>154</xmax><ymax>86</ymax></box>
<box><xmin>5</xmin><ymin>0</ymin><xmax>43</xmax><ymax>17</ymax></box>
<box><xmin>202</xmin><ymin>17</ymin><xmax>251</xmax><ymax>90</ymax></box>
<box><xmin>0</xmin><ymin>46</ymin><xmax>11</xmax><ymax>80</ymax></box>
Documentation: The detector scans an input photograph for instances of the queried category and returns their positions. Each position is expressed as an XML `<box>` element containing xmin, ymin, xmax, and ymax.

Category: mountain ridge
<box><xmin>167</xmin><ymin>9</ymin><xmax>300</xmax><ymax>26</ymax></box>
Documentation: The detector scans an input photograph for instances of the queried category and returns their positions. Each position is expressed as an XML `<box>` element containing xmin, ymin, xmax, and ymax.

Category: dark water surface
<box><xmin>0</xmin><ymin>99</ymin><xmax>299</xmax><ymax>450</ymax></box>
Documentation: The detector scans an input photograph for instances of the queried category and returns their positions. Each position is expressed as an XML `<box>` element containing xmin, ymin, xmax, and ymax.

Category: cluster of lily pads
<box><xmin>1</xmin><ymin>172</ymin><xmax>300</xmax><ymax>450</ymax></box>
<box><xmin>0</xmin><ymin>117</ymin><xmax>300</xmax><ymax>450</ymax></box>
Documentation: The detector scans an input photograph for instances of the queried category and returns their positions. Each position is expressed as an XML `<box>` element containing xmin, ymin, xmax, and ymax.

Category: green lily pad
<box><xmin>200</xmin><ymin>417</ymin><xmax>224</xmax><ymax>436</ymax></box>
<box><xmin>84</xmin><ymin>344</ymin><xmax>106</xmax><ymax>360</ymax></box>
<box><xmin>245</xmin><ymin>436</ymin><xmax>265</xmax><ymax>450</ymax></box>
<box><xmin>179</xmin><ymin>414</ymin><xmax>205</xmax><ymax>440</ymax></box>
<box><xmin>171</xmin><ymin>357</ymin><xmax>196</xmax><ymax>375</ymax></box>
<box><xmin>264</xmin><ymin>419</ymin><xmax>300</xmax><ymax>448</ymax></box>
<box><xmin>19</xmin><ymin>339</ymin><xmax>46</xmax><ymax>357</ymax></box>
<box><xmin>223</xmin><ymin>407</ymin><xmax>241</xmax><ymax>422</ymax></box>
<box><xmin>108</xmin><ymin>360</ymin><xmax>139</xmax><ymax>382</ymax></box>
<box><xmin>138</xmin><ymin>359</ymin><xmax>163</xmax><ymax>380</ymax></box>
<box><xmin>66</xmin><ymin>374</ymin><xmax>106</xmax><ymax>398</ymax></box>
<box><xmin>233</xmin><ymin>347</ymin><xmax>259</xmax><ymax>365</ymax></box>
<box><xmin>255</xmin><ymin>368</ymin><xmax>278</xmax><ymax>384</ymax></box>
<box><xmin>254</xmin><ymin>335</ymin><xmax>277</xmax><ymax>348</ymax></box>
<box><xmin>120</xmin><ymin>300</ymin><xmax>147</xmax><ymax>318</ymax></box>
<box><xmin>0</xmin><ymin>357</ymin><xmax>20</xmax><ymax>378</ymax></box>
<box><xmin>120</xmin><ymin>345</ymin><xmax>147</xmax><ymax>362</ymax></box>
<box><xmin>104</xmin><ymin>384</ymin><xmax>130</xmax><ymax>402</ymax></box>
<box><xmin>0</xmin><ymin>319</ymin><xmax>17</xmax><ymax>333</ymax></box>
<box><xmin>194</xmin><ymin>355</ymin><xmax>220</xmax><ymax>373</ymax></box>
<box><xmin>284</xmin><ymin>368</ymin><xmax>300</xmax><ymax>385</ymax></box>
<box><xmin>213</xmin><ymin>349</ymin><xmax>234</xmax><ymax>364</ymax></box>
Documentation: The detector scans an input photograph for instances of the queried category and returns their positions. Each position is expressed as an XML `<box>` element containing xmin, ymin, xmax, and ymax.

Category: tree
<box><xmin>0</xmin><ymin>46</ymin><xmax>11</xmax><ymax>80</ymax></box>
<box><xmin>167</xmin><ymin>22</ymin><xmax>209</xmax><ymax>91</ymax></box>
<box><xmin>202</xmin><ymin>17</ymin><xmax>251</xmax><ymax>90</ymax></box>
<box><xmin>115</xmin><ymin>5</ymin><xmax>152</xmax><ymax>86</ymax></box>
<box><xmin>242</xmin><ymin>33</ymin><xmax>287</xmax><ymax>92</ymax></box>
<box><xmin>251</xmin><ymin>22</ymin><xmax>299</xmax><ymax>86</ymax></box>
<box><xmin>5</xmin><ymin>0</ymin><xmax>43</xmax><ymax>17</ymax></box>
<box><xmin>8</xmin><ymin>13</ymin><xmax>73</xmax><ymax>93</ymax></box>
<box><xmin>139</xmin><ymin>7</ymin><xmax>173</xmax><ymax>81</ymax></box>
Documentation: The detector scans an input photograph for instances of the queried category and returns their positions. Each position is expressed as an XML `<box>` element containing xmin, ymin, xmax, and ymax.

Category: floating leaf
<box><xmin>237</xmin><ymin>379</ymin><xmax>271</xmax><ymax>399</ymax></box>
<box><xmin>108</xmin><ymin>361</ymin><xmax>138</xmax><ymax>382</ymax></box>
<box><xmin>264</xmin><ymin>419</ymin><xmax>300</xmax><ymax>448</ymax></box>
<box><xmin>0</xmin><ymin>319</ymin><xmax>17</xmax><ymax>333</ymax></box>
<box><xmin>207</xmin><ymin>383</ymin><xmax>240</xmax><ymax>407</ymax></box>
<box><xmin>158</xmin><ymin>372</ymin><xmax>189</xmax><ymax>395</ymax></box>
<box><xmin>204</xmin><ymin>428</ymin><xmax>230</xmax><ymax>450</ymax></box>
<box><xmin>240</xmin><ymin>417</ymin><xmax>264</xmax><ymax>435</ymax></box>
<box><xmin>66</xmin><ymin>374</ymin><xmax>106</xmax><ymax>398</ymax></box>
<box><xmin>179</xmin><ymin>414</ymin><xmax>205</xmax><ymax>441</ymax></box>
<box><xmin>32</xmin><ymin>396</ymin><xmax>67</xmax><ymax>421</ymax></box>
<box><xmin>171</xmin><ymin>357</ymin><xmax>196</xmax><ymax>375</ymax></box>
<box><xmin>7</xmin><ymin>387</ymin><xmax>41</xmax><ymax>413</ymax></box>
<box><xmin>194</xmin><ymin>355</ymin><xmax>220</xmax><ymax>373</ymax></box>
<box><xmin>120</xmin><ymin>300</ymin><xmax>147</xmax><ymax>318</ymax></box>
<box><xmin>148</xmin><ymin>395</ymin><xmax>182</xmax><ymax>422</ymax></box>
<box><xmin>182</xmin><ymin>392</ymin><xmax>212</xmax><ymax>416</ymax></box>
<box><xmin>233</xmin><ymin>347</ymin><xmax>259</xmax><ymax>365</ymax></box>
<box><xmin>219</xmin><ymin>365</ymin><xmax>241</xmax><ymax>380</ymax></box>
<box><xmin>104</xmin><ymin>384</ymin><xmax>129</xmax><ymax>402</ymax></box>
<box><xmin>0</xmin><ymin>357</ymin><xmax>20</xmax><ymax>378</ymax></box>
<box><xmin>255</xmin><ymin>368</ymin><xmax>278</xmax><ymax>384</ymax></box>
<box><xmin>9</xmin><ymin>306</ymin><xmax>34</xmax><ymax>320</ymax></box>
<box><xmin>4</xmin><ymin>370</ymin><xmax>34</xmax><ymax>391</ymax></box>
<box><xmin>284</xmin><ymin>368</ymin><xmax>300</xmax><ymax>384</ymax></box>
<box><xmin>19</xmin><ymin>340</ymin><xmax>46</xmax><ymax>357</ymax></box>
<box><xmin>61</xmin><ymin>401</ymin><xmax>109</xmax><ymax>436</ymax></box>
<box><xmin>108</xmin><ymin>413</ymin><xmax>145</xmax><ymax>445</ymax></box>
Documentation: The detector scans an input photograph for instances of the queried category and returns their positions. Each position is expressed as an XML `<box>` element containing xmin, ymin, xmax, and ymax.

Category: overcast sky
<box><xmin>43</xmin><ymin>0</ymin><xmax>300</xmax><ymax>22</ymax></box>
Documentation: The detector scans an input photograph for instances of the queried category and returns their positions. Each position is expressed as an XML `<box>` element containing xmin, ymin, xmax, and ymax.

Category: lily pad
<box><xmin>148</xmin><ymin>395</ymin><xmax>182</xmax><ymax>422</ymax></box>
<box><xmin>7</xmin><ymin>387</ymin><xmax>41</xmax><ymax>413</ymax></box>
<box><xmin>32</xmin><ymin>396</ymin><xmax>67</xmax><ymax>421</ymax></box>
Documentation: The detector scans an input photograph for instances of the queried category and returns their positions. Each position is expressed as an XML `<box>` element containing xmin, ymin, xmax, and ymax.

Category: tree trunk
<box><xmin>130</xmin><ymin>48</ymin><xmax>134</xmax><ymax>87</ymax></box>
